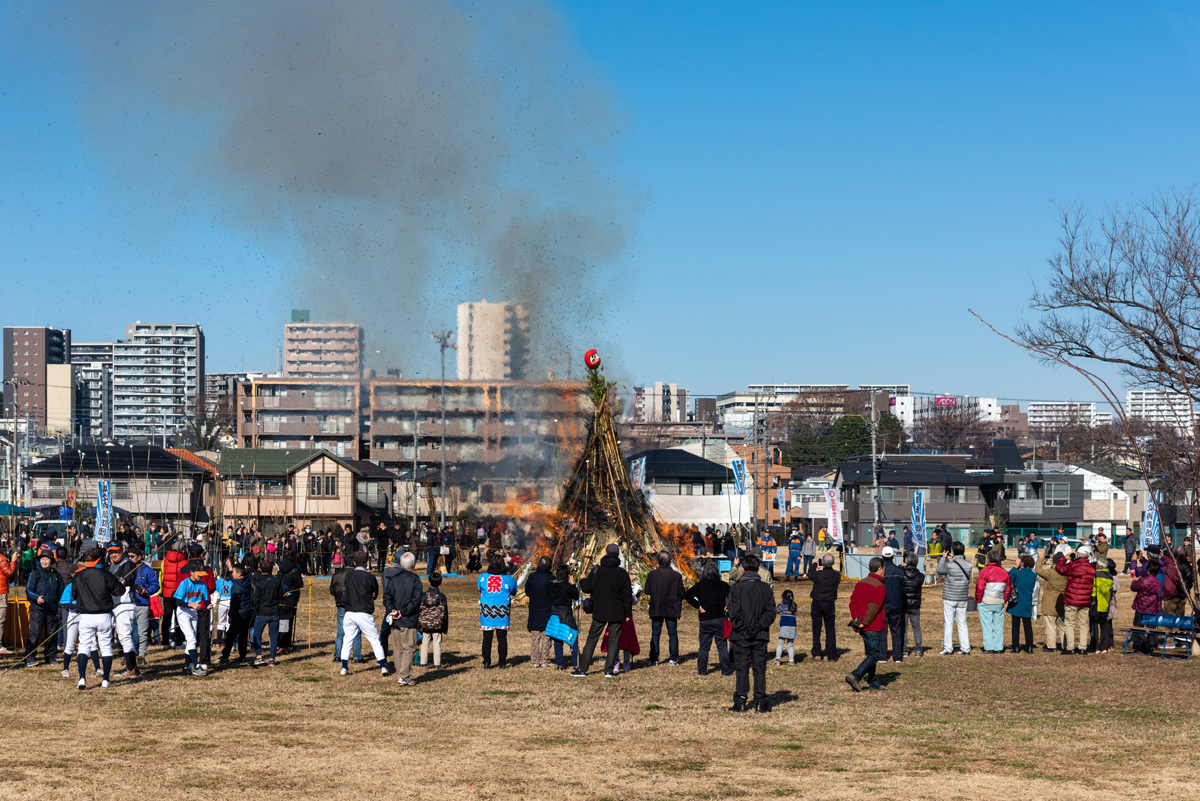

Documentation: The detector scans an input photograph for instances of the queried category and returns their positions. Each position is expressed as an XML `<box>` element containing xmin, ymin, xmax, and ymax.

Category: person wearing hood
<box><xmin>573</xmin><ymin>543</ymin><xmax>632</xmax><ymax>678</ymax></box>
<box><xmin>1056</xmin><ymin>545</ymin><xmax>1097</xmax><ymax>655</ymax></box>
<box><xmin>936</xmin><ymin>542</ymin><xmax>973</xmax><ymax>655</ymax></box>
<box><xmin>525</xmin><ymin>556</ymin><xmax>555</xmax><ymax>668</ymax></box>
<box><xmin>276</xmin><ymin>551</ymin><xmax>303</xmax><ymax>654</ymax></box>
<box><xmin>24</xmin><ymin>549</ymin><xmax>64</xmax><ymax>667</ymax></box>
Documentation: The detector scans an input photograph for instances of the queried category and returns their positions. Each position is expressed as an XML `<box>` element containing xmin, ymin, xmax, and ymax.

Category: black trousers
<box><xmin>197</xmin><ymin>608</ymin><xmax>212</xmax><ymax>665</ymax></box>
<box><xmin>1010</xmin><ymin>615</ymin><xmax>1033</xmax><ymax>650</ymax></box>
<box><xmin>482</xmin><ymin>629</ymin><xmax>508</xmax><ymax>666</ymax></box>
<box><xmin>25</xmin><ymin>603</ymin><xmax>56</xmax><ymax>662</ymax></box>
<box><xmin>161</xmin><ymin>597</ymin><xmax>184</xmax><ymax>646</ymax></box>
<box><xmin>731</xmin><ymin>635</ymin><xmax>768</xmax><ymax>703</ymax></box>
<box><xmin>222</xmin><ymin>611</ymin><xmax>251</xmax><ymax>661</ymax></box>
<box><xmin>885</xmin><ymin>608</ymin><xmax>906</xmax><ymax>661</ymax></box>
<box><xmin>810</xmin><ymin>600</ymin><xmax>836</xmax><ymax>658</ymax></box>
<box><xmin>578</xmin><ymin>619</ymin><xmax>622</xmax><ymax>675</ymax></box>
<box><xmin>696</xmin><ymin>618</ymin><xmax>729</xmax><ymax>674</ymax></box>
<box><xmin>1090</xmin><ymin>611</ymin><xmax>1113</xmax><ymax>652</ymax></box>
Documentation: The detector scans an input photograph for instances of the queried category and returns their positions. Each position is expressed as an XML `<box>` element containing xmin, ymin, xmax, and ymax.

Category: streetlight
<box><xmin>430</xmin><ymin>330</ymin><xmax>456</xmax><ymax>529</ymax></box>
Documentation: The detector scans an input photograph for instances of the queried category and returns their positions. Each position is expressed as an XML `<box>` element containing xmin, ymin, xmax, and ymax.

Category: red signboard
<box><xmin>935</xmin><ymin>396</ymin><xmax>959</xmax><ymax>407</ymax></box>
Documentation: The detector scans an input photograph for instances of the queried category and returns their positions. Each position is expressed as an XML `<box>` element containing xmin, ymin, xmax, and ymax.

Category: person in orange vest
<box><xmin>756</xmin><ymin>530</ymin><xmax>778</xmax><ymax>578</ymax></box>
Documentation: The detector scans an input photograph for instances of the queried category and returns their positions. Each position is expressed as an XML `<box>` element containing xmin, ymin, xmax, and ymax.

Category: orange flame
<box><xmin>655</xmin><ymin>522</ymin><xmax>698</xmax><ymax>581</ymax></box>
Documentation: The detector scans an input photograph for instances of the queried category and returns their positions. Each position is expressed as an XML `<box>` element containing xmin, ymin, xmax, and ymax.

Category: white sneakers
<box><xmin>340</xmin><ymin>667</ymin><xmax>349</xmax><ymax>676</ymax></box>
<box><xmin>61</xmin><ymin>669</ymin><xmax>70</xmax><ymax>678</ymax></box>
<box><xmin>77</xmin><ymin>678</ymin><xmax>86</xmax><ymax>691</ymax></box>
<box><xmin>100</xmin><ymin>679</ymin><xmax>110</xmax><ymax>689</ymax></box>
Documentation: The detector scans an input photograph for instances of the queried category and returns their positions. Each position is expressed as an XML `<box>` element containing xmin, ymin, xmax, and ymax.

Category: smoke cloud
<box><xmin>16</xmin><ymin>0</ymin><xmax>636</xmax><ymax>375</ymax></box>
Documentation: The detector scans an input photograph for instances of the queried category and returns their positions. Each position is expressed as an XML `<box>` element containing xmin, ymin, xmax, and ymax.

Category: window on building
<box><xmin>325</xmin><ymin>475</ymin><xmax>337</xmax><ymax>496</ymax></box>
<box><xmin>877</xmin><ymin>487</ymin><xmax>896</xmax><ymax>502</ymax></box>
<box><xmin>945</xmin><ymin>487</ymin><xmax>967</xmax><ymax>504</ymax></box>
<box><xmin>1045</xmin><ymin>483</ymin><xmax>1070</xmax><ymax>507</ymax></box>
<box><xmin>309</xmin><ymin>475</ymin><xmax>323</xmax><ymax>496</ymax></box>
<box><xmin>480</xmin><ymin>485</ymin><xmax>495</xmax><ymax>503</ymax></box>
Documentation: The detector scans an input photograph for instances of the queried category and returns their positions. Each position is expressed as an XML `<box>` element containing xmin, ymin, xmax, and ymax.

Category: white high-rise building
<box><xmin>890</xmin><ymin>394</ymin><xmax>1000</xmax><ymax>431</ymax></box>
<box><xmin>1126</xmin><ymin>389</ymin><xmax>1193</xmax><ymax>428</ymax></box>
<box><xmin>113</xmin><ymin>323</ymin><xmax>204</xmax><ymax>439</ymax></box>
<box><xmin>633</xmin><ymin>382</ymin><xmax>688</xmax><ymax>423</ymax></box>
<box><xmin>1027</xmin><ymin>401</ymin><xmax>1110</xmax><ymax>429</ymax></box>
<box><xmin>456</xmin><ymin>300</ymin><xmax>529</xmax><ymax>381</ymax></box>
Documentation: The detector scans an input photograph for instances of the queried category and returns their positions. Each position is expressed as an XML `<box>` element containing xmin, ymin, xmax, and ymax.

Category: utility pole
<box><xmin>751</xmin><ymin>393</ymin><xmax>760</xmax><ymax>538</ymax></box>
<box><xmin>870</xmin><ymin>389</ymin><xmax>881</xmax><ymax>533</ymax></box>
<box><xmin>1055</xmin><ymin>434</ymin><xmax>1060</xmax><ymax>461</ymax></box>
<box><xmin>431</xmin><ymin>330</ymin><xmax>455</xmax><ymax>529</ymax></box>
<box><xmin>411</xmin><ymin>407</ymin><xmax>419</xmax><ymax>534</ymax></box>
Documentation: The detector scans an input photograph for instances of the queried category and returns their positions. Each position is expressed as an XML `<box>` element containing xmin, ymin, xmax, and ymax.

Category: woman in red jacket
<box><xmin>975</xmin><ymin>553</ymin><xmax>1012</xmax><ymax>653</ymax></box>
<box><xmin>160</xmin><ymin>542</ymin><xmax>190</xmax><ymax>650</ymax></box>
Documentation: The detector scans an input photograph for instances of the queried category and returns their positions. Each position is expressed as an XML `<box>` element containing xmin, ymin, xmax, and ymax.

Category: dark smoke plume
<box><xmin>14</xmin><ymin>0</ymin><xmax>636</xmax><ymax>375</ymax></box>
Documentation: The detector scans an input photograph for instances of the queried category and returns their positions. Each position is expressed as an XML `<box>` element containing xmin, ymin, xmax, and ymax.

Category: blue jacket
<box><xmin>1006</xmin><ymin>567</ymin><xmax>1037</xmax><ymax>618</ymax></box>
<box><xmin>133</xmin><ymin>563</ymin><xmax>159</xmax><ymax>607</ymax></box>
<box><xmin>173</xmin><ymin>577</ymin><xmax>210</xmax><ymax>608</ymax></box>
<box><xmin>787</xmin><ymin>535</ymin><xmax>804</xmax><ymax>554</ymax></box>
<box><xmin>26</xmin><ymin>564</ymin><xmax>64</xmax><ymax>609</ymax></box>
<box><xmin>882</xmin><ymin>560</ymin><xmax>904</xmax><ymax>611</ymax></box>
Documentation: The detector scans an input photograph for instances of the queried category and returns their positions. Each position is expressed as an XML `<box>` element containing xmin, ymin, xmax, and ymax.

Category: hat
<box><xmin>187</xmin><ymin>543</ymin><xmax>204</xmax><ymax>558</ymax></box>
<box><xmin>184</xmin><ymin>560</ymin><xmax>205</xmax><ymax>574</ymax></box>
<box><xmin>1077</xmin><ymin>544</ymin><xmax>1092</xmax><ymax>557</ymax></box>
<box><xmin>748</xmin><ymin>546</ymin><xmax>764</xmax><ymax>559</ymax></box>
<box><xmin>106</xmin><ymin>544</ymin><xmax>123</xmax><ymax>555</ymax></box>
<box><xmin>83</xmin><ymin>547</ymin><xmax>104</xmax><ymax>564</ymax></box>
<box><xmin>392</xmin><ymin>551</ymin><xmax>405</xmax><ymax>564</ymax></box>
<box><xmin>881</xmin><ymin>546</ymin><xmax>896</xmax><ymax>558</ymax></box>
<box><xmin>605</xmin><ymin>543</ymin><xmax>620</xmax><ymax>556</ymax></box>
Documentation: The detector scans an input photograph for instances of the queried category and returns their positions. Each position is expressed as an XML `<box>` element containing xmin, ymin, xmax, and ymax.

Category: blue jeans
<box><xmin>853</xmin><ymin>630</ymin><xmax>883</xmax><ymax>686</ymax></box>
<box><xmin>334</xmin><ymin>607</ymin><xmax>362</xmax><ymax>660</ymax></box>
<box><xmin>251</xmin><ymin>615</ymin><xmax>279</xmax><ymax>658</ymax></box>
<box><xmin>552</xmin><ymin>637</ymin><xmax>579</xmax><ymax>668</ymax></box>
<box><xmin>803</xmin><ymin>554</ymin><xmax>814</xmax><ymax>573</ymax></box>
<box><xmin>649</xmin><ymin>617</ymin><xmax>679</xmax><ymax>663</ymax></box>
<box><xmin>784</xmin><ymin>553</ymin><xmax>802</xmax><ymax>577</ymax></box>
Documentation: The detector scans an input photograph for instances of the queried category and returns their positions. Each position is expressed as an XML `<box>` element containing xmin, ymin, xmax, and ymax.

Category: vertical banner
<box><xmin>95</xmin><ymin>480</ymin><xmax>112</xmax><ymax>543</ymax></box>
<box><xmin>777</xmin><ymin>487</ymin><xmax>786</xmax><ymax>515</ymax></box>
<box><xmin>911</xmin><ymin>491</ymin><xmax>926</xmax><ymax>547</ymax></box>
<box><xmin>1142</xmin><ymin>496</ymin><xmax>1160</xmax><ymax>549</ymax></box>
<box><xmin>629</xmin><ymin>457</ymin><xmax>647</xmax><ymax>493</ymax></box>
<box><xmin>824</xmin><ymin>487</ymin><xmax>842</xmax><ymax>542</ymax></box>
<box><xmin>731</xmin><ymin>459</ymin><xmax>746</xmax><ymax>495</ymax></box>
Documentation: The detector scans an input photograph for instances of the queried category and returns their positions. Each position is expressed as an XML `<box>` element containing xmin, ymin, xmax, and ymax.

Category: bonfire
<box><xmin>515</xmin><ymin>351</ymin><xmax>695</xmax><ymax>589</ymax></box>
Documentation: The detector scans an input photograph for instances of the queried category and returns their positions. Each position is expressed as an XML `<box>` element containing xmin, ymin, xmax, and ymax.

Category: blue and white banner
<box><xmin>911</xmin><ymin>491</ymin><xmax>926</xmax><ymax>547</ymax></box>
<box><xmin>731</xmin><ymin>459</ymin><xmax>746</xmax><ymax>495</ymax></box>
<box><xmin>777</xmin><ymin>487</ymin><xmax>786</xmax><ymax>513</ymax></box>
<box><xmin>629</xmin><ymin>457</ymin><xmax>647</xmax><ymax>493</ymax></box>
<box><xmin>95</xmin><ymin>480</ymin><xmax>112</xmax><ymax>543</ymax></box>
<box><xmin>1142</xmin><ymin>496</ymin><xmax>1160</xmax><ymax>549</ymax></box>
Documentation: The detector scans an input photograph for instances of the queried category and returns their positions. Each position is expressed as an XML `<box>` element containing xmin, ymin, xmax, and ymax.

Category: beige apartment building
<box><xmin>236</xmin><ymin>378</ymin><xmax>362</xmax><ymax>458</ymax></box>
<box><xmin>283</xmin><ymin>315</ymin><xmax>363</xmax><ymax>379</ymax></box>
<box><xmin>456</xmin><ymin>300</ymin><xmax>530</xmax><ymax>380</ymax></box>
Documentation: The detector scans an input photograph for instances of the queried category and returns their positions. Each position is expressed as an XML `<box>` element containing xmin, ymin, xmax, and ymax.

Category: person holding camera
<box><xmin>1055</xmin><ymin>544</ymin><xmax>1096</xmax><ymax>655</ymax></box>
<box><xmin>845</xmin><ymin>557</ymin><xmax>887</xmax><ymax>692</ymax></box>
<box><xmin>1036</xmin><ymin>551</ymin><xmax>1069</xmax><ymax>653</ymax></box>
<box><xmin>936</xmin><ymin>542</ymin><xmax>973</xmax><ymax>655</ymax></box>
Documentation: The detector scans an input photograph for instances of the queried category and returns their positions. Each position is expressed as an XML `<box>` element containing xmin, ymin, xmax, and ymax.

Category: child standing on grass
<box><xmin>775</xmin><ymin>590</ymin><xmax>797</xmax><ymax>665</ymax></box>
<box><xmin>419</xmin><ymin>572</ymin><xmax>449</xmax><ymax>668</ymax></box>
<box><xmin>332</xmin><ymin>548</ymin><xmax>344</xmax><ymax>570</ymax></box>
<box><xmin>172</xmin><ymin>560</ymin><xmax>211</xmax><ymax>677</ymax></box>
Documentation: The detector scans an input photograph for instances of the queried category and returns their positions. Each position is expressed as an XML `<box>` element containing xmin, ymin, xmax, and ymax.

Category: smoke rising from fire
<box><xmin>16</xmin><ymin>0</ymin><xmax>636</xmax><ymax>374</ymax></box>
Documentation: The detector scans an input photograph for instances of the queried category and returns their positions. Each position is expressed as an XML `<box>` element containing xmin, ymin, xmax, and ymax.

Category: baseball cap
<box><xmin>881</xmin><ymin>546</ymin><xmax>895</xmax><ymax>558</ymax></box>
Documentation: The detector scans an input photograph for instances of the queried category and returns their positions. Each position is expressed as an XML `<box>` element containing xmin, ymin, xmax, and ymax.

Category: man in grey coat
<box><xmin>383</xmin><ymin>551</ymin><xmax>424</xmax><ymax>686</ymax></box>
<box><xmin>935</xmin><ymin>541</ymin><xmax>972</xmax><ymax>655</ymax></box>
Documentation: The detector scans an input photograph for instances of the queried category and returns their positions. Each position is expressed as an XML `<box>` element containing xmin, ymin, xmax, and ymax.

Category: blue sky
<box><xmin>3</xmin><ymin>2</ymin><xmax>1199</xmax><ymax>409</ymax></box>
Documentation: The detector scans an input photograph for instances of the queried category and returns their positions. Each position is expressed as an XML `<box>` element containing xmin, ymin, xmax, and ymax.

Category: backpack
<box><xmin>418</xmin><ymin>592</ymin><xmax>446</xmax><ymax>632</ymax></box>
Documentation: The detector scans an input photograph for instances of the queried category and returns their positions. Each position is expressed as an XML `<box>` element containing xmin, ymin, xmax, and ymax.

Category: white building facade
<box><xmin>113</xmin><ymin>323</ymin><xmax>205</xmax><ymax>439</ymax></box>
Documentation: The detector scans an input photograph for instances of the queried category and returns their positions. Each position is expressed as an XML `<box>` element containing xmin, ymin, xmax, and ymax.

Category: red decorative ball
<box><xmin>584</xmin><ymin>349</ymin><xmax>601</xmax><ymax>370</ymax></box>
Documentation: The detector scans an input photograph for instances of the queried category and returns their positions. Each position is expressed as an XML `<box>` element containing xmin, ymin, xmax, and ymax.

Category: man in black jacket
<box><xmin>727</xmin><ymin>552</ymin><xmax>776</xmax><ymax>713</ymax></box>
<box><xmin>573</xmin><ymin>543</ymin><xmax>632</xmax><ymax>679</ymax></box>
<box><xmin>383</xmin><ymin>551</ymin><xmax>423</xmax><ymax>686</ymax></box>
<box><xmin>72</xmin><ymin>547</ymin><xmax>124</xmax><ymax>689</ymax></box>
<box><xmin>881</xmin><ymin>547</ymin><xmax>906</xmax><ymax>664</ymax></box>
<box><xmin>251</xmin><ymin>558</ymin><xmax>283</xmax><ymax>666</ymax></box>
<box><xmin>645</xmin><ymin>551</ymin><xmax>684</xmax><ymax>666</ymax></box>
<box><xmin>808</xmin><ymin>554</ymin><xmax>840</xmax><ymax>661</ymax></box>
<box><xmin>24</xmin><ymin>551</ymin><xmax>64</xmax><ymax>667</ymax></box>
<box><xmin>338</xmin><ymin>551</ymin><xmax>388</xmax><ymax>676</ymax></box>
<box><xmin>219</xmin><ymin>563</ymin><xmax>254</xmax><ymax>666</ymax></box>
<box><xmin>901</xmin><ymin>552</ymin><xmax>924</xmax><ymax>657</ymax></box>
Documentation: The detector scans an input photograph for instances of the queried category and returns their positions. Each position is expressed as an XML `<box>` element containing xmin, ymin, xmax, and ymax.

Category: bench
<box><xmin>1120</xmin><ymin>614</ymin><xmax>1194</xmax><ymax>660</ymax></box>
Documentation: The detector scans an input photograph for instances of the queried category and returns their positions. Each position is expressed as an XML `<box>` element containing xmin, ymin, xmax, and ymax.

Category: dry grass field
<box><xmin>2</xmin><ymin>565</ymin><xmax>1197</xmax><ymax>801</ymax></box>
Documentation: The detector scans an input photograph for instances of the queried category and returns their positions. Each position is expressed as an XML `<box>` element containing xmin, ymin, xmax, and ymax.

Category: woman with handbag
<box><xmin>1007</xmin><ymin>555</ymin><xmax>1038</xmax><ymax>653</ymax></box>
<box><xmin>683</xmin><ymin>560</ymin><xmax>731</xmax><ymax>676</ymax></box>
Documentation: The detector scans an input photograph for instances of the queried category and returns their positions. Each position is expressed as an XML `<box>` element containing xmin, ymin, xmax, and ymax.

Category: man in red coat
<box><xmin>1055</xmin><ymin>545</ymin><xmax>1096</xmax><ymax>655</ymax></box>
<box><xmin>846</xmin><ymin>558</ymin><xmax>887</xmax><ymax>692</ymax></box>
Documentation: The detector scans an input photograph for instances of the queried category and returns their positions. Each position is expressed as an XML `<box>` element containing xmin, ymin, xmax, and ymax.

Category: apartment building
<box><xmin>1027</xmin><ymin>401</ymin><xmax>1110</xmax><ymax>429</ymax></box>
<box><xmin>1126</xmin><ymin>389</ymin><xmax>1193</xmax><ymax>428</ymax></box>
<box><xmin>3</xmin><ymin>326</ymin><xmax>71</xmax><ymax>427</ymax></box>
<box><xmin>70</xmin><ymin>343</ymin><xmax>114</xmax><ymax>439</ymax></box>
<box><xmin>45</xmin><ymin>363</ymin><xmax>79</xmax><ymax>436</ymax></box>
<box><xmin>235</xmin><ymin>378</ymin><xmax>362</xmax><ymax>458</ymax></box>
<box><xmin>456</xmin><ymin>300</ymin><xmax>530</xmax><ymax>381</ymax></box>
<box><xmin>112</xmin><ymin>323</ymin><xmax>204</xmax><ymax>439</ymax></box>
<box><xmin>369</xmin><ymin>377</ymin><xmax>588</xmax><ymax>511</ymax></box>
<box><xmin>889</xmin><ymin>394</ymin><xmax>1000</xmax><ymax>431</ymax></box>
<box><xmin>283</xmin><ymin>311</ymin><xmax>363</xmax><ymax>379</ymax></box>
<box><xmin>632</xmin><ymin>382</ymin><xmax>688</xmax><ymax>423</ymax></box>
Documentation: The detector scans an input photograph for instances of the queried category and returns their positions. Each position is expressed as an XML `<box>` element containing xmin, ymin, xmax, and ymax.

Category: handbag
<box><xmin>722</xmin><ymin>618</ymin><xmax>733</xmax><ymax>639</ymax></box>
<box><xmin>581</xmin><ymin>597</ymin><xmax>593</xmax><ymax>615</ymax></box>
<box><xmin>439</xmin><ymin>546</ymin><xmax>450</xmax><ymax>555</ymax></box>
<box><xmin>149</xmin><ymin>595</ymin><xmax>164</xmax><ymax>618</ymax></box>
<box><xmin>955</xmin><ymin>561</ymin><xmax>977</xmax><ymax>612</ymax></box>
